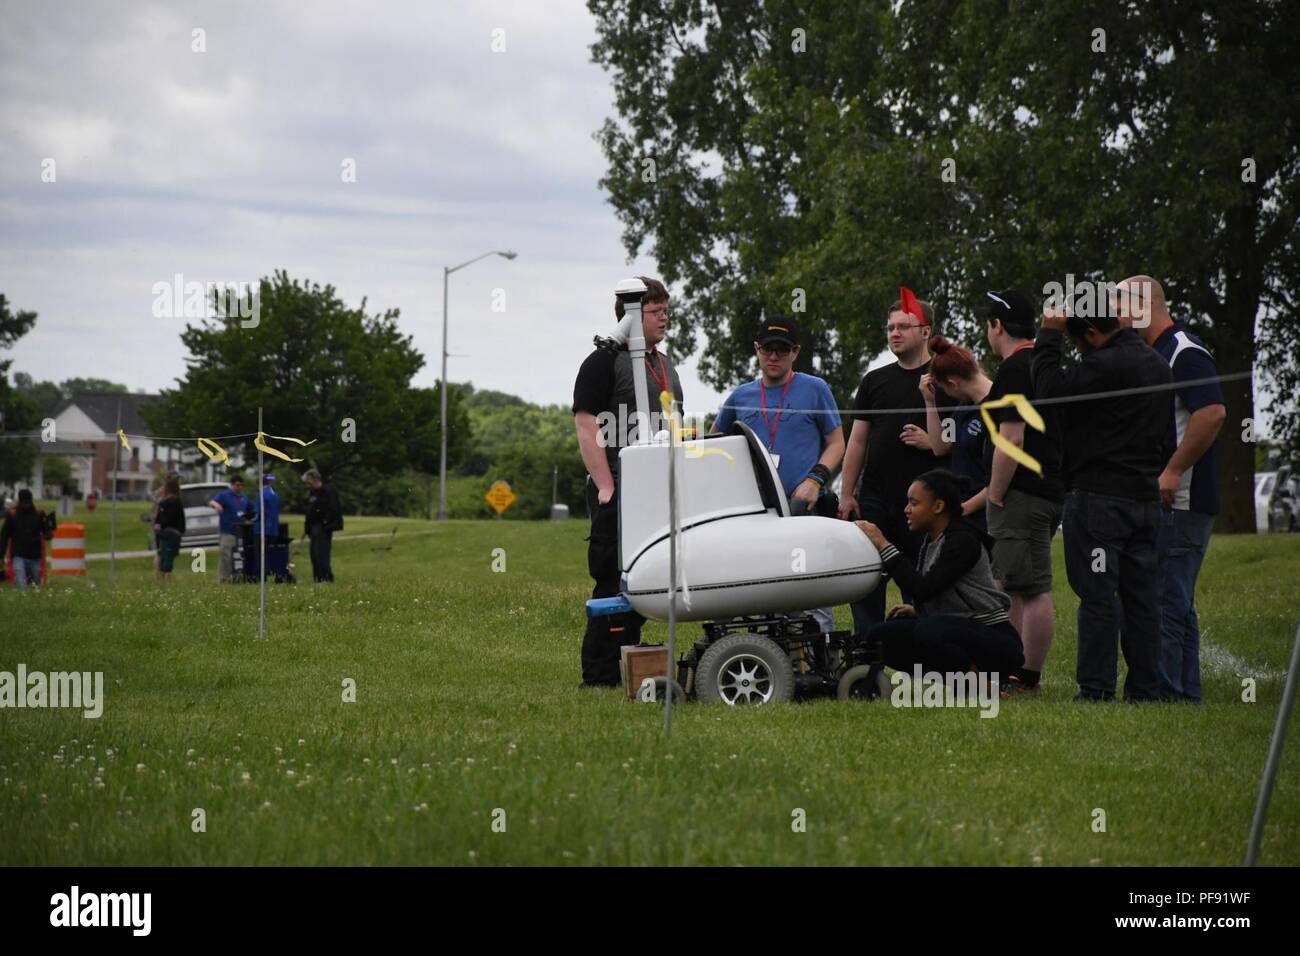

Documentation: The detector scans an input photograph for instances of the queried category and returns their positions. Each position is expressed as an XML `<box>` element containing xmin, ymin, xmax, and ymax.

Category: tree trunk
<box><xmin>1217</xmin><ymin>368</ymin><xmax>1257</xmax><ymax>533</ymax></box>
<box><xmin>1209</xmin><ymin>285</ymin><xmax>1259</xmax><ymax>534</ymax></box>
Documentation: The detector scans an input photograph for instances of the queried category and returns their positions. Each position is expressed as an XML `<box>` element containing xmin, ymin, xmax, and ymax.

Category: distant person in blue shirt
<box><xmin>209</xmin><ymin>475</ymin><xmax>249</xmax><ymax>583</ymax></box>
<box><xmin>255</xmin><ymin>473</ymin><xmax>281</xmax><ymax>539</ymax></box>
<box><xmin>712</xmin><ymin>314</ymin><xmax>845</xmax><ymax>631</ymax></box>
<box><xmin>1119</xmin><ymin>276</ymin><xmax>1226</xmax><ymax>702</ymax></box>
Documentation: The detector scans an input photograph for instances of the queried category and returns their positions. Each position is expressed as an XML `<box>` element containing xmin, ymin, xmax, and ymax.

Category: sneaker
<box><xmin>999</xmin><ymin>673</ymin><xmax>1040</xmax><ymax>697</ymax></box>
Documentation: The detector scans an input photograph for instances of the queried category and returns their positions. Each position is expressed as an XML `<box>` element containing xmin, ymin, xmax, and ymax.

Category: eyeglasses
<box><xmin>757</xmin><ymin>344</ymin><xmax>793</xmax><ymax>355</ymax></box>
<box><xmin>885</xmin><ymin>323</ymin><xmax>924</xmax><ymax>334</ymax></box>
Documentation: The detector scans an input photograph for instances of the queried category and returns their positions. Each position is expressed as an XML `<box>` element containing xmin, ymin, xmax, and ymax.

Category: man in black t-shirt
<box><xmin>838</xmin><ymin>292</ymin><xmax>953</xmax><ymax>635</ymax></box>
<box><xmin>971</xmin><ymin>289</ymin><xmax>1065</xmax><ymax>694</ymax></box>
<box><xmin>571</xmin><ymin>277</ymin><xmax>684</xmax><ymax>687</ymax></box>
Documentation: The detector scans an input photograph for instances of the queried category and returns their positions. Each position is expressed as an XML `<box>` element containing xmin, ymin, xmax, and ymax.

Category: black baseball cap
<box><xmin>754</xmin><ymin>315</ymin><xmax>799</xmax><ymax>347</ymax></box>
<box><xmin>975</xmin><ymin>289</ymin><xmax>1036</xmax><ymax>335</ymax></box>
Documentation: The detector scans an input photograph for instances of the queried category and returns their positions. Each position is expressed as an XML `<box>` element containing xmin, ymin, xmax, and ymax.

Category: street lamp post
<box><xmin>439</xmin><ymin>249</ymin><xmax>517</xmax><ymax>520</ymax></box>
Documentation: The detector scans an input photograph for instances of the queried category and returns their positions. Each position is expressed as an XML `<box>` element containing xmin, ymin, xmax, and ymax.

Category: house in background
<box><xmin>35</xmin><ymin>392</ymin><xmax>234</xmax><ymax>499</ymax></box>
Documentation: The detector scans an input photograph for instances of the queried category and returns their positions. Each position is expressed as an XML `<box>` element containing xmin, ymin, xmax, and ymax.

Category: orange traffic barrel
<box><xmin>49</xmin><ymin>522</ymin><xmax>86</xmax><ymax>577</ymax></box>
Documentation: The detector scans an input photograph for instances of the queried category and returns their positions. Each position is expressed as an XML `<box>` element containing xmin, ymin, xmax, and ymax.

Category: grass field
<box><xmin>2</xmin><ymin>517</ymin><xmax>1298</xmax><ymax>866</ymax></box>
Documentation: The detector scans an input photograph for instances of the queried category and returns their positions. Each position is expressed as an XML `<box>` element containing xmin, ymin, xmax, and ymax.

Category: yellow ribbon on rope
<box><xmin>254</xmin><ymin>431</ymin><xmax>317</xmax><ymax>463</ymax></box>
<box><xmin>195</xmin><ymin>437</ymin><xmax>231</xmax><ymax>465</ymax></box>
<box><xmin>116</xmin><ymin>429</ymin><xmax>131</xmax><ymax>451</ymax></box>
<box><xmin>979</xmin><ymin>393</ymin><xmax>1045</xmax><ymax>476</ymax></box>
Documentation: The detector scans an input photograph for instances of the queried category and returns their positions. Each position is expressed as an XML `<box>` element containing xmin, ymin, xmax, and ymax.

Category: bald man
<box><xmin>1117</xmin><ymin>277</ymin><xmax>1226</xmax><ymax>703</ymax></box>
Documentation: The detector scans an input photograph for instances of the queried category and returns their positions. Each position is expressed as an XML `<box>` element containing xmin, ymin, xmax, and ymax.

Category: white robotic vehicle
<box><xmin>584</xmin><ymin>280</ymin><xmax>891</xmax><ymax>705</ymax></box>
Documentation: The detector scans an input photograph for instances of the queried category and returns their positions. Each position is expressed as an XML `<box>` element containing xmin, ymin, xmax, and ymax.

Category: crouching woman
<box><xmin>856</xmin><ymin>470</ymin><xmax>1023</xmax><ymax>688</ymax></box>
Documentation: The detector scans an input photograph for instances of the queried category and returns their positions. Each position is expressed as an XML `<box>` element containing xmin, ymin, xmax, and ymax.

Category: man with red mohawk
<box><xmin>839</xmin><ymin>287</ymin><xmax>953</xmax><ymax>635</ymax></box>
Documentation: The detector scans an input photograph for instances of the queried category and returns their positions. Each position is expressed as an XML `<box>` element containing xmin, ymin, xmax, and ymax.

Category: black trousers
<box><xmin>1062</xmin><ymin>489</ymin><xmax>1162</xmax><ymax>701</ymax></box>
<box><xmin>871</xmin><ymin>615</ymin><xmax>1024</xmax><ymax>679</ymax></box>
<box><xmin>580</xmin><ymin>478</ymin><xmax>643</xmax><ymax>685</ymax></box>
<box><xmin>849</xmin><ymin>491</ymin><xmax>926</xmax><ymax>636</ymax></box>
<box><xmin>309</xmin><ymin>525</ymin><xmax>334</xmax><ymax>583</ymax></box>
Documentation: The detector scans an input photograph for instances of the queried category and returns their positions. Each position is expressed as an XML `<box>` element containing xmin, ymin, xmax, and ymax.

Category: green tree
<box><xmin>487</xmin><ymin>434</ymin><xmax>588</xmax><ymax>520</ymax></box>
<box><xmin>41</xmin><ymin>454</ymin><xmax>73</xmax><ymax>492</ymax></box>
<box><xmin>404</xmin><ymin>383</ymin><xmax>474</xmax><ymax>477</ymax></box>
<box><xmin>59</xmin><ymin>377</ymin><xmax>128</xmax><ymax>396</ymax></box>
<box><xmin>589</xmin><ymin>0</ymin><xmax>1299</xmax><ymax>531</ymax></box>
<box><xmin>0</xmin><ymin>295</ymin><xmax>41</xmax><ymax>486</ymax></box>
<box><xmin>460</xmin><ymin>384</ymin><xmax>574</xmax><ymax>476</ymax></box>
<box><xmin>143</xmin><ymin>271</ymin><xmax>426</xmax><ymax>511</ymax></box>
<box><xmin>12</xmin><ymin>373</ymin><xmax>63</xmax><ymax>415</ymax></box>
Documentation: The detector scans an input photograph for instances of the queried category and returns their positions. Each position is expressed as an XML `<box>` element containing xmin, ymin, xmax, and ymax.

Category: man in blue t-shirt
<box><xmin>1119</xmin><ymin>276</ymin><xmax>1226</xmax><ymax>702</ymax></box>
<box><xmin>255</xmin><ymin>474</ymin><xmax>281</xmax><ymax>539</ymax></box>
<box><xmin>712</xmin><ymin>314</ymin><xmax>845</xmax><ymax>631</ymax></box>
<box><xmin>209</xmin><ymin>475</ymin><xmax>250</xmax><ymax>583</ymax></box>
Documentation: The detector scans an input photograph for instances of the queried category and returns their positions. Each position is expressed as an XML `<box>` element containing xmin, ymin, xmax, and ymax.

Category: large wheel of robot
<box><xmin>695</xmin><ymin>633</ymin><xmax>795</xmax><ymax>705</ymax></box>
<box><xmin>836</xmin><ymin>664</ymin><xmax>893</xmax><ymax>701</ymax></box>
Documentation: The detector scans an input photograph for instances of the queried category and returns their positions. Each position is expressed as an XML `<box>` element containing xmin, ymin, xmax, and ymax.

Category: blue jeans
<box><xmin>1156</xmin><ymin>508</ymin><xmax>1214</xmax><ymax>702</ymax></box>
<box><xmin>1062</xmin><ymin>490</ymin><xmax>1163</xmax><ymax>701</ymax></box>
<box><xmin>13</xmin><ymin>557</ymin><xmax>42</xmax><ymax>589</ymax></box>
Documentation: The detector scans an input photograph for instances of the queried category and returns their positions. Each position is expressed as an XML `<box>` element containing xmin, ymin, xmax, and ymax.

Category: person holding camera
<box><xmin>1031</xmin><ymin>302</ymin><xmax>1171</xmax><ymax>702</ymax></box>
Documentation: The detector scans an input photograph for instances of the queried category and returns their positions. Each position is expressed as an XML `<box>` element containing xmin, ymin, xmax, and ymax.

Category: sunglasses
<box><xmin>756</xmin><ymin>343</ymin><xmax>794</xmax><ymax>355</ymax></box>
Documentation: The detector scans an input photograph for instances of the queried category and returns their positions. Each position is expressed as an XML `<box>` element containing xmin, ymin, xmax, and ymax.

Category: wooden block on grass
<box><xmin>621</xmin><ymin>644</ymin><xmax>669</xmax><ymax>699</ymax></box>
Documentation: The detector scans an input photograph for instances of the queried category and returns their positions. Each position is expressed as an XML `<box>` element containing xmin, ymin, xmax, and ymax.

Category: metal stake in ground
<box><xmin>663</xmin><ymin>397</ymin><xmax>680</xmax><ymax>736</ymax></box>
<box><xmin>109</xmin><ymin>398</ymin><xmax>120</xmax><ymax>590</ymax></box>
<box><xmin>1245</xmin><ymin>618</ymin><xmax>1300</xmax><ymax>865</ymax></box>
<box><xmin>257</xmin><ymin>407</ymin><xmax>266</xmax><ymax>641</ymax></box>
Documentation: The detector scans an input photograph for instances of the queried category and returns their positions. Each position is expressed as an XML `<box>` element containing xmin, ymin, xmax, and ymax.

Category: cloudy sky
<box><xmin>0</xmin><ymin>0</ymin><xmax>731</xmax><ymax>413</ymax></box>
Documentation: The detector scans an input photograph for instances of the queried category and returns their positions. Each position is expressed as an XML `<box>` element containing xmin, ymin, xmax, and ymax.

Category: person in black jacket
<box><xmin>1</xmin><ymin>489</ymin><xmax>55</xmax><ymax>590</ymax></box>
<box><xmin>856</xmin><ymin>470</ymin><xmax>1023</xmax><ymax>682</ymax></box>
<box><xmin>152</xmin><ymin>475</ymin><xmax>186</xmax><ymax>582</ymax></box>
<box><xmin>302</xmin><ymin>468</ymin><xmax>343</xmax><ymax>583</ymax></box>
<box><xmin>1031</xmin><ymin>303</ymin><xmax>1172</xmax><ymax>702</ymax></box>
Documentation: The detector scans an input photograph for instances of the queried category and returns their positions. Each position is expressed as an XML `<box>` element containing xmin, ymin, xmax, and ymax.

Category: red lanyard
<box><xmin>645</xmin><ymin>350</ymin><xmax>670</xmax><ymax>393</ymax></box>
<box><xmin>1009</xmin><ymin>341</ymin><xmax>1034</xmax><ymax>357</ymax></box>
<box><xmin>759</xmin><ymin>373</ymin><xmax>795</xmax><ymax>449</ymax></box>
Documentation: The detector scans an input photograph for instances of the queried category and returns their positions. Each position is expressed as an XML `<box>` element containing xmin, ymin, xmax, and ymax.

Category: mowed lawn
<box><xmin>1</xmin><ymin>518</ymin><xmax>1298</xmax><ymax>866</ymax></box>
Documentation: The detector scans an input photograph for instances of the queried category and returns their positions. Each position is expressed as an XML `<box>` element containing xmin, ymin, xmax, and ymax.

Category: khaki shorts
<box><xmin>987</xmin><ymin>487</ymin><xmax>1062</xmax><ymax>596</ymax></box>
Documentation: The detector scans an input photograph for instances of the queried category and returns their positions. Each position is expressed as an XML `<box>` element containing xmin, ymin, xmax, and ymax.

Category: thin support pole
<box><xmin>257</xmin><ymin>407</ymin><xmax>266</xmax><ymax>641</ymax></box>
<box><xmin>438</xmin><ymin>267</ymin><xmax>449</xmax><ymax>520</ymax></box>
<box><xmin>663</xmin><ymin>399</ymin><xmax>679</xmax><ymax>736</ymax></box>
<box><xmin>110</xmin><ymin>399</ymin><xmax>120</xmax><ymax>590</ymax></box>
<box><xmin>1245</xmin><ymin>618</ymin><xmax>1300</xmax><ymax>865</ymax></box>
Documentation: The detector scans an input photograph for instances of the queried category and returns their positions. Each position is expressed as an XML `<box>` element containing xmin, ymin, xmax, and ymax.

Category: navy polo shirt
<box><xmin>1153</xmin><ymin>322</ymin><xmax>1223</xmax><ymax>514</ymax></box>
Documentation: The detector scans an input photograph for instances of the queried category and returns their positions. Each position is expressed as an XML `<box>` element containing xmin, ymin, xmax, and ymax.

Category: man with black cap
<box><xmin>972</xmin><ymin>290</ymin><xmax>1065</xmax><ymax>695</ymax></box>
<box><xmin>572</xmin><ymin>277</ymin><xmax>684</xmax><ymax>687</ymax></box>
<box><xmin>1031</xmin><ymin>297</ymin><xmax>1172</xmax><ymax>702</ymax></box>
<box><xmin>712</xmin><ymin>314</ymin><xmax>845</xmax><ymax>631</ymax></box>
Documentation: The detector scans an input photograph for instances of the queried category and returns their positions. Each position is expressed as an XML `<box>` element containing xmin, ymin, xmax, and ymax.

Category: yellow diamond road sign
<box><xmin>485</xmin><ymin>480</ymin><xmax>517</xmax><ymax>515</ymax></box>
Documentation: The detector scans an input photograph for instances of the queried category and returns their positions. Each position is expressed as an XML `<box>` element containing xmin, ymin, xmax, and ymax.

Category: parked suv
<box><xmin>144</xmin><ymin>482</ymin><xmax>227</xmax><ymax>550</ymax></box>
<box><xmin>1267</xmin><ymin>467</ymin><xmax>1299</xmax><ymax>533</ymax></box>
